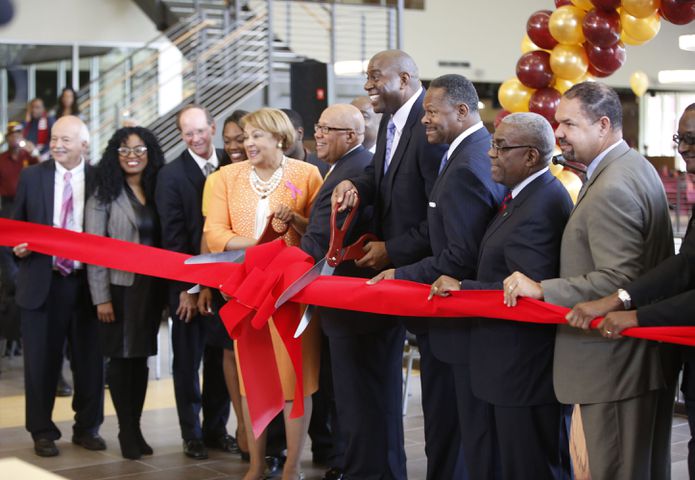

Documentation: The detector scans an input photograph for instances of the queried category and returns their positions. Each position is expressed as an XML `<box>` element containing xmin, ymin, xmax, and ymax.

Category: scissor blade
<box><xmin>184</xmin><ymin>250</ymin><xmax>246</xmax><ymax>265</ymax></box>
<box><xmin>275</xmin><ymin>259</ymin><xmax>334</xmax><ymax>309</ymax></box>
<box><xmin>294</xmin><ymin>305</ymin><xmax>315</xmax><ymax>338</ymax></box>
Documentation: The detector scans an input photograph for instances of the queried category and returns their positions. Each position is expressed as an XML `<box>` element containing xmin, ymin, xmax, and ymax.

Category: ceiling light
<box><xmin>658</xmin><ymin>70</ymin><xmax>695</xmax><ymax>84</ymax></box>
<box><xmin>680</xmin><ymin>34</ymin><xmax>695</xmax><ymax>52</ymax></box>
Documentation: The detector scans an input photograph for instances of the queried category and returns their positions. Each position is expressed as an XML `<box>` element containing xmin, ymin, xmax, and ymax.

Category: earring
<box><xmin>277</xmin><ymin>142</ymin><xmax>283</xmax><ymax>148</ymax></box>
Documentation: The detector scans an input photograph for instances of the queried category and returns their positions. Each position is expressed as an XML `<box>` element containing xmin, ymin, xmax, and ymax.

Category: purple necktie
<box><xmin>383</xmin><ymin>118</ymin><xmax>396</xmax><ymax>173</ymax></box>
<box><xmin>438</xmin><ymin>152</ymin><xmax>449</xmax><ymax>175</ymax></box>
<box><xmin>55</xmin><ymin>171</ymin><xmax>75</xmax><ymax>275</ymax></box>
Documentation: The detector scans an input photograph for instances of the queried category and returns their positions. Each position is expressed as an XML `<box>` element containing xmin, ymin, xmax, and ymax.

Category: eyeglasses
<box><xmin>117</xmin><ymin>145</ymin><xmax>148</xmax><ymax>157</ymax></box>
<box><xmin>673</xmin><ymin>133</ymin><xmax>695</xmax><ymax>147</ymax></box>
<box><xmin>490</xmin><ymin>141</ymin><xmax>536</xmax><ymax>155</ymax></box>
<box><xmin>314</xmin><ymin>124</ymin><xmax>354</xmax><ymax>135</ymax></box>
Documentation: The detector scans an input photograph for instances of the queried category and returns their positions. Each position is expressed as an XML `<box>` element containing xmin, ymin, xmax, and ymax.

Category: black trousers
<box><xmin>329</xmin><ymin>325</ymin><xmax>407</xmax><ymax>480</ymax></box>
<box><xmin>308</xmin><ymin>332</ymin><xmax>341</xmax><ymax>465</ymax></box>
<box><xmin>169</xmin><ymin>289</ymin><xmax>230</xmax><ymax>441</ymax></box>
<box><xmin>21</xmin><ymin>271</ymin><xmax>104</xmax><ymax>440</ymax></box>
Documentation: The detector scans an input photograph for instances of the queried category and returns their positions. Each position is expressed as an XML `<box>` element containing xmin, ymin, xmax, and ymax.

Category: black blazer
<box><xmin>461</xmin><ymin>171</ymin><xmax>573</xmax><ymax>405</ymax></box>
<box><xmin>351</xmin><ymin>89</ymin><xmax>445</xmax><ymax>268</ymax></box>
<box><xmin>154</xmin><ymin>148</ymin><xmax>228</xmax><ymax>292</ymax></box>
<box><xmin>301</xmin><ymin>146</ymin><xmax>390</xmax><ymax>336</ymax></box>
<box><xmin>12</xmin><ymin>160</ymin><xmax>95</xmax><ymax>309</ymax></box>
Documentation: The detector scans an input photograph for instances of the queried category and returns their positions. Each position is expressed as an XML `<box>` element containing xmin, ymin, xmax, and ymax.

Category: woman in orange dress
<box><xmin>204</xmin><ymin>108</ymin><xmax>322</xmax><ymax>480</ymax></box>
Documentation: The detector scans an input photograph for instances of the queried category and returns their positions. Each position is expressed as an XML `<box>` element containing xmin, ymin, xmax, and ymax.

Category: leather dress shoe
<box><xmin>183</xmin><ymin>439</ymin><xmax>208</xmax><ymax>460</ymax></box>
<box><xmin>264</xmin><ymin>455</ymin><xmax>286</xmax><ymax>476</ymax></box>
<box><xmin>34</xmin><ymin>438</ymin><xmax>59</xmax><ymax>457</ymax></box>
<box><xmin>56</xmin><ymin>376</ymin><xmax>73</xmax><ymax>397</ymax></box>
<box><xmin>322</xmin><ymin>467</ymin><xmax>344</xmax><ymax>480</ymax></box>
<box><xmin>72</xmin><ymin>433</ymin><xmax>106</xmax><ymax>450</ymax></box>
<box><xmin>204</xmin><ymin>433</ymin><xmax>240</xmax><ymax>453</ymax></box>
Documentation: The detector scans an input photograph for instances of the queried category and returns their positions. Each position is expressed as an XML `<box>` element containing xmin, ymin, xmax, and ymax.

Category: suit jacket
<box><xmin>12</xmin><ymin>159</ymin><xmax>94</xmax><ymax>310</ymax></box>
<box><xmin>85</xmin><ymin>188</ymin><xmax>141</xmax><ymax>305</ymax></box>
<box><xmin>301</xmin><ymin>146</ymin><xmax>390</xmax><ymax>336</ymax></box>
<box><xmin>541</xmin><ymin>141</ymin><xmax>674</xmax><ymax>404</ymax></box>
<box><xmin>154</xmin><ymin>148</ymin><xmax>228</xmax><ymax>292</ymax></box>
<box><xmin>461</xmin><ymin>171</ymin><xmax>573</xmax><ymax>406</ymax></box>
<box><xmin>351</xmin><ymin>89</ymin><xmax>446</xmax><ymax>268</ymax></box>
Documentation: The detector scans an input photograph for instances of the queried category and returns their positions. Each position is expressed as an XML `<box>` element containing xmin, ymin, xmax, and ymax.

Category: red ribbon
<box><xmin>2</xmin><ymin>217</ymin><xmax>695</xmax><ymax>437</ymax></box>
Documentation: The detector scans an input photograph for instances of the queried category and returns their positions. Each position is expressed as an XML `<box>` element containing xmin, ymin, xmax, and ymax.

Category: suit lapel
<box><xmin>41</xmin><ymin>161</ymin><xmax>56</xmax><ymax>226</ymax></box>
<box><xmin>430</xmin><ymin>128</ymin><xmax>490</xmax><ymax>200</ymax></box>
<box><xmin>181</xmin><ymin>150</ymin><xmax>205</xmax><ymax>190</ymax></box>
<box><xmin>573</xmin><ymin>141</ymin><xmax>629</xmax><ymax>209</ymax></box>
<box><xmin>114</xmin><ymin>188</ymin><xmax>138</xmax><ymax>229</ymax></box>
<box><xmin>373</xmin><ymin>116</ymin><xmax>389</xmax><ymax>193</ymax></box>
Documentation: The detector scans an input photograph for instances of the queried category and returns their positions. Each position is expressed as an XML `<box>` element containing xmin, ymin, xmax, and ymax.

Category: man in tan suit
<box><xmin>503</xmin><ymin>82</ymin><xmax>675</xmax><ymax>480</ymax></box>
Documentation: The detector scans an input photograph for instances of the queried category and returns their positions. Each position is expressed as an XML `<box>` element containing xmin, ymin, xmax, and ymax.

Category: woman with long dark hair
<box><xmin>55</xmin><ymin>87</ymin><xmax>80</xmax><ymax>118</ymax></box>
<box><xmin>85</xmin><ymin>126</ymin><xmax>165</xmax><ymax>459</ymax></box>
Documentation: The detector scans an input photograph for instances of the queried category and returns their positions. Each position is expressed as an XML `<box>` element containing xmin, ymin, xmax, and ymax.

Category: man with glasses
<box><xmin>155</xmin><ymin>105</ymin><xmax>234</xmax><ymax>460</ymax></box>
<box><xmin>504</xmin><ymin>82</ymin><xmax>676</xmax><ymax>480</ymax></box>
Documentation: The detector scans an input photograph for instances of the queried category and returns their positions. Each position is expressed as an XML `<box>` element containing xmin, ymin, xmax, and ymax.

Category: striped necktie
<box><xmin>55</xmin><ymin>171</ymin><xmax>75</xmax><ymax>275</ymax></box>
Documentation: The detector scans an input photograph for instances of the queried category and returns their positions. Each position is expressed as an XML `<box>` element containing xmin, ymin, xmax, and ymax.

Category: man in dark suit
<box><xmin>367</xmin><ymin>73</ymin><xmax>505</xmax><ymax>479</ymax></box>
<box><xmin>431</xmin><ymin>112</ymin><xmax>573</xmax><ymax>479</ymax></box>
<box><xmin>282</xmin><ymin>108</ymin><xmax>330</xmax><ymax>177</ymax></box>
<box><xmin>302</xmin><ymin>103</ymin><xmax>390</xmax><ymax>480</ymax></box>
<box><xmin>12</xmin><ymin>115</ymin><xmax>105</xmax><ymax>457</ymax></box>
<box><xmin>568</xmin><ymin>102</ymin><xmax>695</xmax><ymax>477</ymax></box>
<box><xmin>332</xmin><ymin>50</ymin><xmax>446</xmax><ymax>479</ymax></box>
<box><xmin>154</xmin><ymin>105</ymin><xmax>233</xmax><ymax>460</ymax></box>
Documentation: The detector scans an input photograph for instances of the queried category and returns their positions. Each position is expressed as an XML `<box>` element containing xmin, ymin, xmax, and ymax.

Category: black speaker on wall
<box><xmin>290</xmin><ymin>60</ymin><xmax>328</xmax><ymax>141</ymax></box>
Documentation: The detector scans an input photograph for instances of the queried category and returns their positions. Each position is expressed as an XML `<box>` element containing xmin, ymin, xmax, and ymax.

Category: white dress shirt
<box><xmin>53</xmin><ymin>158</ymin><xmax>86</xmax><ymax>268</ymax></box>
<box><xmin>188</xmin><ymin>147</ymin><xmax>219</xmax><ymax>176</ymax></box>
<box><xmin>446</xmin><ymin>121</ymin><xmax>485</xmax><ymax>160</ymax></box>
<box><xmin>511</xmin><ymin>167</ymin><xmax>549</xmax><ymax>199</ymax></box>
<box><xmin>385</xmin><ymin>86</ymin><xmax>423</xmax><ymax>171</ymax></box>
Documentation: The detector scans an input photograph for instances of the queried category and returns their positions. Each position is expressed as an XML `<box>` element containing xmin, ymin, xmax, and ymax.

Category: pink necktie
<box><xmin>55</xmin><ymin>171</ymin><xmax>74</xmax><ymax>275</ymax></box>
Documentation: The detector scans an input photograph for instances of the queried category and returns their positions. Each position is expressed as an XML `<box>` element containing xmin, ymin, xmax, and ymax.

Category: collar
<box><xmin>55</xmin><ymin>157</ymin><xmax>85</xmax><ymax>177</ymax></box>
<box><xmin>188</xmin><ymin>147</ymin><xmax>219</xmax><ymax>171</ymax></box>
<box><xmin>511</xmin><ymin>166</ymin><xmax>549</xmax><ymax>199</ymax></box>
<box><xmin>391</xmin><ymin>86</ymin><xmax>423</xmax><ymax>133</ymax></box>
<box><xmin>329</xmin><ymin>144</ymin><xmax>362</xmax><ymax>175</ymax></box>
<box><xmin>446</xmin><ymin>122</ymin><xmax>484</xmax><ymax>159</ymax></box>
<box><xmin>585</xmin><ymin>139</ymin><xmax>623</xmax><ymax>181</ymax></box>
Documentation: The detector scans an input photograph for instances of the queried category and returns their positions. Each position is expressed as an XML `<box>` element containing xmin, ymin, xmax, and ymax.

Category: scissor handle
<box><xmin>340</xmin><ymin>233</ymin><xmax>378</xmax><ymax>262</ymax></box>
<box><xmin>326</xmin><ymin>196</ymin><xmax>360</xmax><ymax>267</ymax></box>
<box><xmin>257</xmin><ymin>213</ymin><xmax>290</xmax><ymax>245</ymax></box>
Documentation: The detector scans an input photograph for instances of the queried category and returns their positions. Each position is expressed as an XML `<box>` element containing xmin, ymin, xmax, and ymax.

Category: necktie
<box><xmin>203</xmin><ymin>162</ymin><xmax>215</xmax><ymax>178</ymax></box>
<box><xmin>383</xmin><ymin>118</ymin><xmax>397</xmax><ymax>173</ymax></box>
<box><xmin>55</xmin><ymin>171</ymin><xmax>75</xmax><ymax>275</ymax></box>
<box><xmin>499</xmin><ymin>190</ymin><xmax>512</xmax><ymax>214</ymax></box>
<box><xmin>438</xmin><ymin>152</ymin><xmax>449</xmax><ymax>175</ymax></box>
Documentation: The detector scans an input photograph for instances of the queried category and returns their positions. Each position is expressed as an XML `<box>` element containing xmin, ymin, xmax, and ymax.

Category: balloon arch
<box><xmin>498</xmin><ymin>0</ymin><xmax>695</xmax><ymax>124</ymax></box>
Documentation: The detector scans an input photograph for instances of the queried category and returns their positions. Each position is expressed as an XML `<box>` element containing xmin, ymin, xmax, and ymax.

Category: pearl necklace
<box><xmin>250</xmin><ymin>156</ymin><xmax>285</xmax><ymax>199</ymax></box>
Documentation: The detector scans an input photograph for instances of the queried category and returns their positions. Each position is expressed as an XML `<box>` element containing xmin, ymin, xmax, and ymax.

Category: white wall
<box><xmin>0</xmin><ymin>0</ymin><xmax>160</xmax><ymax>45</ymax></box>
<box><xmin>403</xmin><ymin>0</ymin><xmax>695</xmax><ymax>89</ymax></box>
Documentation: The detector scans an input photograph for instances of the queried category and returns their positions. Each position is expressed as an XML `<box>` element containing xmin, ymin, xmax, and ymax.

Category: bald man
<box><xmin>12</xmin><ymin>115</ymin><xmax>105</xmax><ymax>457</ymax></box>
<box><xmin>351</xmin><ymin>96</ymin><xmax>382</xmax><ymax>153</ymax></box>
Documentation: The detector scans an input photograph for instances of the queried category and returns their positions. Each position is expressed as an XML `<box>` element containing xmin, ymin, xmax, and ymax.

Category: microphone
<box><xmin>552</xmin><ymin>155</ymin><xmax>586</xmax><ymax>175</ymax></box>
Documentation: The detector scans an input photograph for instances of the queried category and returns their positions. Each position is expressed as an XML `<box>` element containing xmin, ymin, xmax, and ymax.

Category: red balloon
<box><xmin>555</xmin><ymin>0</ymin><xmax>573</xmax><ymax>6</ymax></box>
<box><xmin>585</xmin><ymin>41</ymin><xmax>626</xmax><ymax>75</ymax></box>
<box><xmin>494</xmin><ymin>109</ymin><xmax>511</xmax><ymax>129</ymax></box>
<box><xmin>527</xmin><ymin>10</ymin><xmax>558</xmax><ymax>50</ymax></box>
<box><xmin>529</xmin><ymin>88</ymin><xmax>562</xmax><ymax>126</ymax></box>
<box><xmin>583</xmin><ymin>9</ymin><xmax>621</xmax><ymax>48</ymax></box>
<box><xmin>659</xmin><ymin>0</ymin><xmax>695</xmax><ymax>25</ymax></box>
<box><xmin>588</xmin><ymin>64</ymin><xmax>612</xmax><ymax>77</ymax></box>
<box><xmin>516</xmin><ymin>51</ymin><xmax>554</xmax><ymax>89</ymax></box>
<box><xmin>591</xmin><ymin>0</ymin><xmax>621</xmax><ymax>9</ymax></box>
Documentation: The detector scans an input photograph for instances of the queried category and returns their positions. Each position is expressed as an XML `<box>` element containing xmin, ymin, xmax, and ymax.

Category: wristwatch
<box><xmin>617</xmin><ymin>288</ymin><xmax>632</xmax><ymax>310</ymax></box>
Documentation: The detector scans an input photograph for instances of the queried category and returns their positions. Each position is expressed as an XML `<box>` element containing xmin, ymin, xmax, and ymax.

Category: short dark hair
<box><xmin>281</xmin><ymin>108</ymin><xmax>304</xmax><ymax>130</ymax></box>
<box><xmin>564</xmin><ymin>82</ymin><xmax>622</xmax><ymax>130</ymax></box>
<box><xmin>175</xmin><ymin>104</ymin><xmax>214</xmax><ymax>131</ymax></box>
<box><xmin>223</xmin><ymin>109</ymin><xmax>248</xmax><ymax>129</ymax></box>
<box><xmin>429</xmin><ymin>74</ymin><xmax>479</xmax><ymax>113</ymax></box>
<box><xmin>685</xmin><ymin>103</ymin><xmax>695</xmax><ymax>113</ymax></box>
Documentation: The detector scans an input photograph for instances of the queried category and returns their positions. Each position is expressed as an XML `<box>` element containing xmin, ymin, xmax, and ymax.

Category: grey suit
<box><xmin>541</xmin><ymin>141</ymin><xmax>676</xmax><ymax>480</ymax></box>
<box><xmin>85</xmin><ymin>190</ymin><xmax>139</xmax><ymax>305</ymax></box>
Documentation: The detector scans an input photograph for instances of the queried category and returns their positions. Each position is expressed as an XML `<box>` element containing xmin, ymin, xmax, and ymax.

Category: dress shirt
<box><xmin>584</xmin><ymin>139</ymin><xmax>623</xmax><ymax>181</ymax></box>
<box><xmin>511</xmin><ymin>167</ymin><xmax>550</xmax><ymax>199</ymax></box>
<box><xmin>385</xmin><ymin>86</ymin><xmax>424</xmax><ymax>170</ymax></box>
<box><xmin>446</xmin><ymin>121</ymin><xmax>485</xmax><ymax>160</ymax></box>
<box><xmin>188</xmin><ymin>147</ymin><xmax>219</xmax><ymax>176</ymax></box>
<box><xmin>53</xmin><ymin>158</ymin><xmax>85</xmax><ymax>268</ymax></box>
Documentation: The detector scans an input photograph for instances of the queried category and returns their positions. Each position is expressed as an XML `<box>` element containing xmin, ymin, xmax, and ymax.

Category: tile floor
<box><xmin>0</xmin><ymin>322</ymin><xmax>690</xmax><ymax>479</ymax></box>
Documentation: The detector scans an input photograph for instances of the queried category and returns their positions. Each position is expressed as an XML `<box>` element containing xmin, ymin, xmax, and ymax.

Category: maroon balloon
<box><xmin>529</xmin><ymin>88</ymin><xmax>562</xmax><ymax>127</ymax></box>
<box><xmin>555</xmin><ymin>0</ymin><xmax>572</xmax><ymax>7</ymax></box>
<box><xmin>516</xmin><ymin>51</ymin><xmax>554</xmax><ymax>89</ymax></box>
<box><xmin>527</xmin><ymin>10</ymin><xmax>558</xmax><ymax>50</ymax></box>
<box><xmin>588</xmin><ymin>64</ymin><xmax>612</xmax><ymax>78</ymax></box>
<box><xmin>659</xmin><ymin>0</ymin><xmax>695</xmax><ymax>25</ymax></box>
<box><xmin>494</xmin><ymin>109</ymin><xmax>511</xmax><ymax>129</ymax></box>
<box><xmin>583</xmin><ymin>8</ymin><xmax>621</xmax><ymax>48</ymax></box>
<box><xmin>591</xmin><ymin>0</ymin><xmax>621</xmax><ymax>10</ymax></box>
<box><xmin>585</xmin><ymin>41</ymin><xmax>626</xmax><ymax>76</ymax></box>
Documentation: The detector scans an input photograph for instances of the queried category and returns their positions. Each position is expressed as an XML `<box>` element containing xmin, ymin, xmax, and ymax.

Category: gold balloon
<box><xmin>498</xmin><ymin>78</ymin><xmax>534</xmax><ymax>113</ymax></box>
<box><xmin>621</xmin><ymin>0</ymin><xmax>660</xmax><ymax>19</ymax></box>
<box><xmin>553</xmin><ymin>77</ymin><xmax>576</xmax><ymax>94</ymax></box>
<box><xmin>630</xmin><ymin>70</ymin><xmax>649</xmax><ymax>97</ymax></box>
<box><xmin>621</xmin><ymin>29</ymin><xmax>649</xmax><ymax>45</ymax></box>
<box><xmin>549</xmin><ymin>6</ymin><xmax>587</xmax><ymax>45</ymax></box>
<box><xmin>521</xmin><ymin>34</ymin><xmax>542</xmax><ymax>54</ymax></box>
<box><xmin>571</xmin><ymin>0</ymin><xmax>595</xmax><ymax>11</ymax></box>
<box><xmin>556</xmin><ymin>170</ymin><xmax>583</xmax><ymax>204</ymax></box>
<box><xmin>550</xmin><ymin>44</ymin><xmax>589</xmax><ymax>81</ymax></box>
<box><xmin>621</xmin><ymin>10</ymin><xmax>661</xmax><ymax>43</ymax></box>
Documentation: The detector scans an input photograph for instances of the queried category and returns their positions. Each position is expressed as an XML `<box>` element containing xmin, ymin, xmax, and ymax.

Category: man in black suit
<box><xmin>12</xmin><ymin>115</ymin><xmax>105</xmax><ymax>457</ymax></box>
<box><xmin>431</xmin><ymin>112</ymin><xmax>573</xmax><ymax>479</ymax></box>
<box><xmin>333</xmin><ymin>51</ymin><xmax>452</xmax><ymax>480</ymax></box>
<box><xmin>301</xmin><ymin>104</ymin><xmax>387</xmax><ymax>480</ymax></box>
<box><xmin>154</xmin><ymin>105</ymin><xmax>233</xmax><ymax>460</ymax></box>
<box><xmin>366</xmin><ymin>73</ymin><xmax>504</xmax><ymax>479</ymax></box>
<box><xmin>568</xmin><ymin>102</ymin><xmax>695</xmax><ymax>476</ymax></box>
